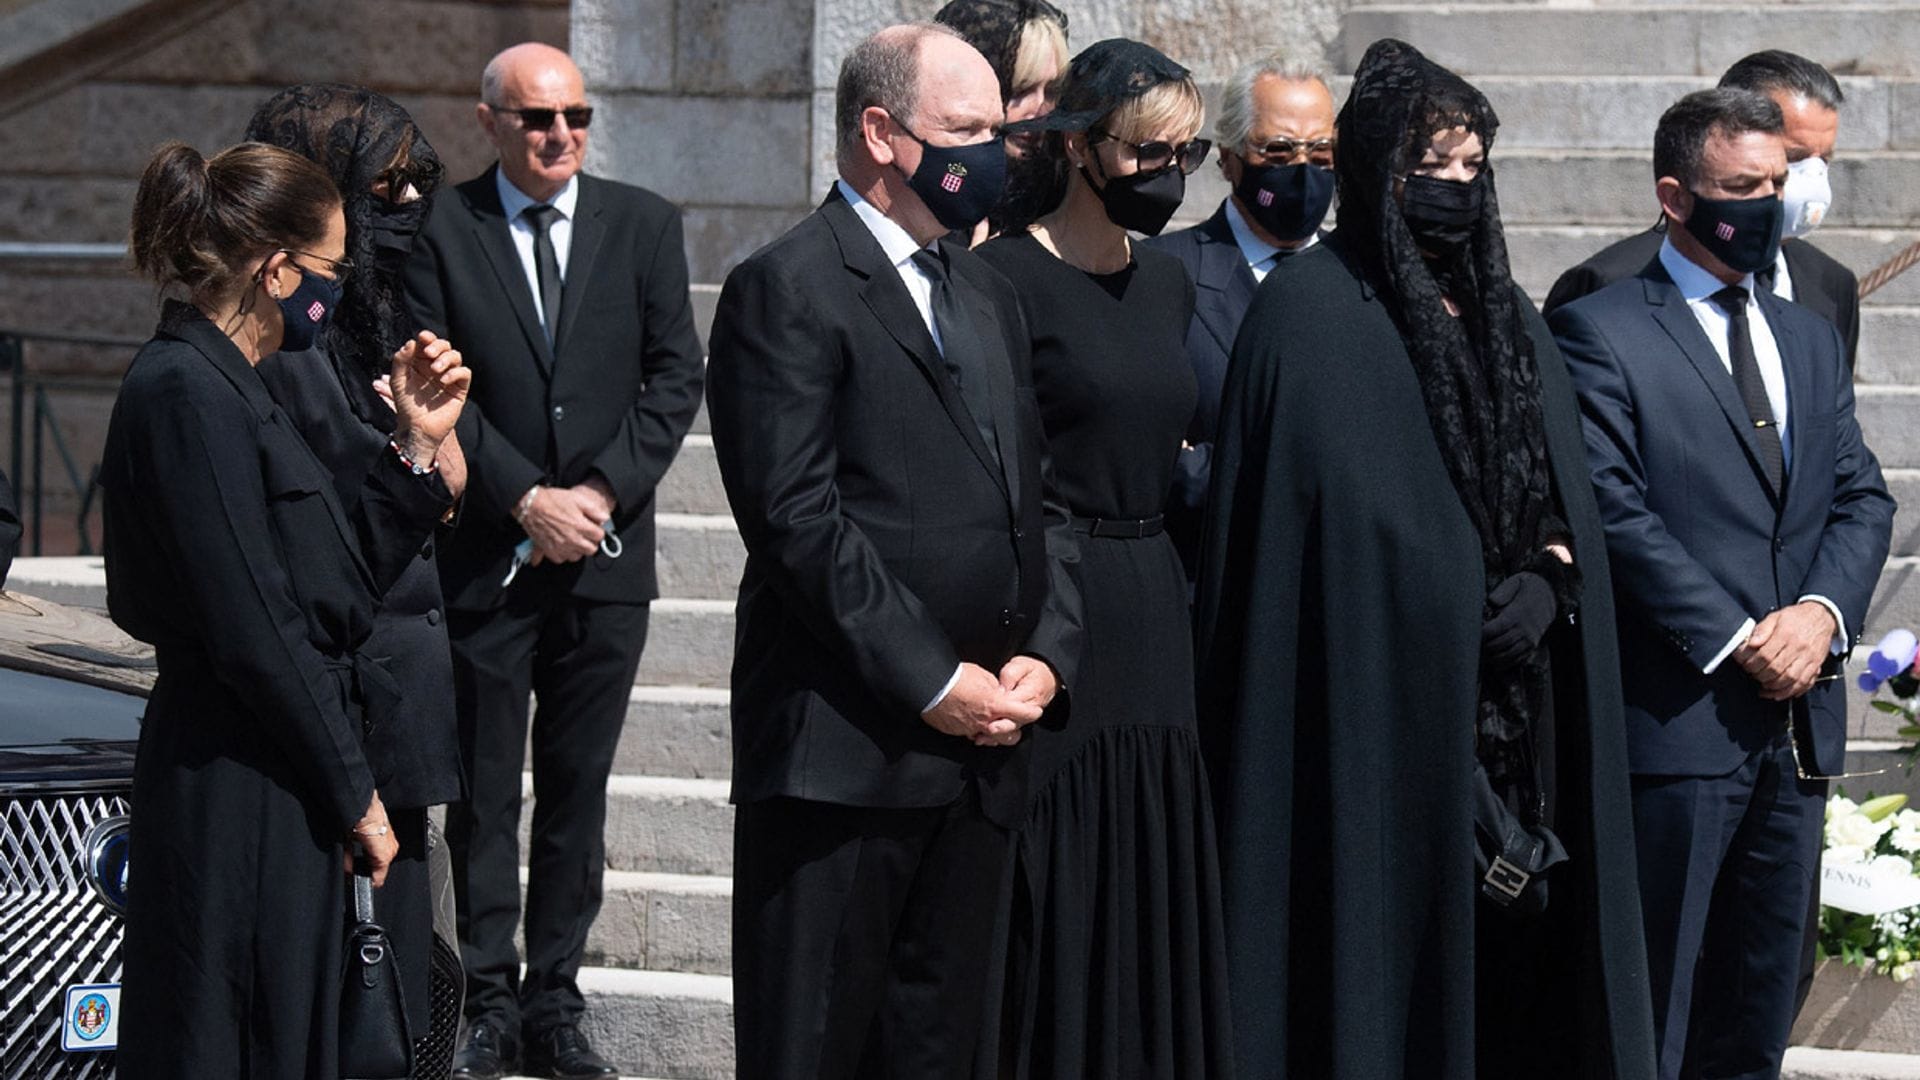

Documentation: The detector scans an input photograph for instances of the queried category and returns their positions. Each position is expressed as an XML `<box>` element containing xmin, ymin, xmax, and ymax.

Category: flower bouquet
<box><xmin>1818</xmin><ymin>792</ymin><xmax>1920</xmax><ymax>980</ymax></box>
<box><xmin>1857</xmin><ymin>629</ymin><xmax>1920</xmax><ymax>773</ymax></box>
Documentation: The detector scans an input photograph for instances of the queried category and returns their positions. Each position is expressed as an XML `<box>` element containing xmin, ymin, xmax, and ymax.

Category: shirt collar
<box><xmin>497</xmin><ymin>169</ymin><xmax>579</xmax><ymax>224</ymax></box>
<box><xmin>1224</xmin><ymin>198</ymin><xmax>1316</xmax><ymax>269</ymax></box>
<box><xmin>837</xmin><ymin>179</ymin><xmax>934</xmax><ymax>270</ymax></box>
<box><xmin>1658</xmin><ymin>234</ymin><xmax>1755</xmax><ymax>305</ymax></box>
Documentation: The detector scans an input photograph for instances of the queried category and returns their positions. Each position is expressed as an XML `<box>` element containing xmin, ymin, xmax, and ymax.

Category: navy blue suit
<box><xmin>1552</xmin><ymin>256</ymin><xmax>1892</xmax><ymax>1079</ymax></box>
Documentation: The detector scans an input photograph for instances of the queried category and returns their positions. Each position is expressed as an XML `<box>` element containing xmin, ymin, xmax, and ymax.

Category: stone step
<box><xmin>1854</xmin><ymin>386</ymin><xmax>1920</xmax><ymax>469</ymax></box>
<box><xmin>519</xmin><ymin>774</ymin><xmax>733</xmax><ymax>876</ymax></box>
<box><xmin>570</xmin><ymin>967</ymin><xmax>734</xmax><ymax>1080</ymax></box>
<box><xmin>1493</xmin><ymin>150</ymin><xmax>1920</xmax><ymax>229</ymax></box>
<box><xmin>533</xmin><ymin>868</ymin><xmax>731</xmax><ymax>977</ymax></box>
<box><xmin>1784</xmin><ymin>1046</ymin><xmax>1920</xmax><ymax>1080</ymax></box>
<box><xmin>1885</xmin><ymin>471</ymin><xmax>1920</xmax><ymax>558</ymax></box>
<box><xmin>656</xmin><ymin>435</ymin><xmax>728</xmax><ymax>517</ymax></box>
<box><xmin>1337</xmin><ymin>5</ymin><xmax>1920</xmax><ymax>78</ymax></box>
<box><xmin>655</xmin><ymin>512</ymin><xmax>743</xmax><ymax>600</ymax></box>
<box><xmin>617</xmin><ymin>685</ymin><xmax>732</xmax><ymax>780</ymax></box>
<box><xmin>633</xmin><ymin>598</ymin><xmax>733</xmax><ymax>688</ymax></box>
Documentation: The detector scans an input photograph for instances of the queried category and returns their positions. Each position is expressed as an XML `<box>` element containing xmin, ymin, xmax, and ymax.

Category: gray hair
<box><xmin>1719</xmin><ymin>50</ymin><xmax>1844</xmax><ymax>112</ymax></box>
<box><xmin>836</xmin><ymin>23</ymin><xmax>964</xmax><ymax>172</ymax></box>
<box><xmin>1214</xmin><ymin>52</ymin><xmax>1333</xmax><ymax>150</ymax></box>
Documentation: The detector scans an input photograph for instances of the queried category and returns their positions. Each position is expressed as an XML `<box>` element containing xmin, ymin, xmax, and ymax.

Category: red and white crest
<box><xmin>1256</xmin><ymin>189</ymin><xmax>1275</xmax><ymax>207</ymax></box>
<box><xmin>941</xmin><ymin>162</ymin><xmax>967</xmax><ymax>193</ymax></box>
<box><xmin>307</xmin><ymin>300</ymin><xmax>327</xmax><ymax>322</ymax></box>
<box><xmin>1715</xmin><ymin>222</ymin><xmax>1736</xmax><ymax>242</ymax></box>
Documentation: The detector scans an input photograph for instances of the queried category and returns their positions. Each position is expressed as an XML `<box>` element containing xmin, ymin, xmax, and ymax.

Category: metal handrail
<box><xmin>0</xmin><ymin>243</ymin><xmax>127</xmax><ymax>261</ymax></box>
<box><xmin>4</xmin><ymin>326</ymin><xmax>142</xmax><ymax>557</ymax></box>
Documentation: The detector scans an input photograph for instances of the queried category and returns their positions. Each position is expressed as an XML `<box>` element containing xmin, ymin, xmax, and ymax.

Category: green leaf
<box><xmin>1873</xmin><ymin>700</ymin><xmax>1907</xmax><ymax>714</ymax></box>
<box><xmin>1862</xmin><ymin>794</ymin><xmax>1910</xmax><ymax>821</ymax></box>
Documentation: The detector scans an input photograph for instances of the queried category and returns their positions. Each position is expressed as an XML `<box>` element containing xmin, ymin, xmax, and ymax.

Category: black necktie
<box><xmin>523</xmin><ymin>204</ymin><xmax>564</xmax><ymax>346</ymax></box>
<box><xmin>1709</xmin><ymin>285</ymin><xmax>1784</xmax><ymax>491</ymax></box>
<box><xmin>909</xmin><ymin>248</ymin><xmax>1000</xmax><ymax>462</ymax></box>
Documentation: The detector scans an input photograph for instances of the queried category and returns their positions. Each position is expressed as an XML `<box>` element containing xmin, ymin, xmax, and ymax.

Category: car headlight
<box><xmin>82</xmin><ymin>815</ymin><xmax>130</xmax><ymax>915</ymax></box>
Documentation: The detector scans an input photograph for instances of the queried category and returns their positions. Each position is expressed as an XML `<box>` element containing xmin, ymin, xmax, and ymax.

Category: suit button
<box><xmin>1013</xmin><ymin>528</ymin><xmax>1025</xmax><ymax>540</ymax></box>
<box><xmin>552</xmin><ymin>405</ymin><xmax>566</xmax><ymax>422</ymax></box>
<box><xmin>1774</xmin><ymin>537</ymin><xmax>1785</xmax><ymax>553</ymax></box>
<box><xmin>426</xmin><ymin>609</ymin><xmax>442</xmax><ymax>626</ymax></box>
<box><xmin>419</xmin><ymin>540</ymin><xmax>434</xmax><ymax>560</ymax></box>
<box><xmin>999</xmin><ymin>608</ymin><xmax>1013</xmax><ymax>627</ymax></box>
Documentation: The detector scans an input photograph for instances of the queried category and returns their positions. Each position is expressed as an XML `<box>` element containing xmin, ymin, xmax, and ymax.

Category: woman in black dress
<box><xmin>976</xmin><ymin>38</ymin><xmax>1233</xmax><ymax>1080</ymax></box>
<box><xmin>105</xmin><ymin>140</ymin><xmax>469</xmax><ymax>1078</ymax></box>
<box><xmin>1194</xmin><ymin>39</ymin><xmax>1656</xmax><ymax>1079</ymax></box>
<box><xmin>243</xmin><ymin>84</ymin><xmax>465</xmax><ymax>1068</ymax></box>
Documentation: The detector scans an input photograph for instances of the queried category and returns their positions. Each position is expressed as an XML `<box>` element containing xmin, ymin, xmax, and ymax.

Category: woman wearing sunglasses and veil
<box><xmin>974</xmin><ymin>38</ymin><xmax>1233</xmax><ymax>1080</ymax></box>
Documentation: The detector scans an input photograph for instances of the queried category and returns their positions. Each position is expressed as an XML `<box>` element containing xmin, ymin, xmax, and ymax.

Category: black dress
<box><xmin>102</xmin><ymin>303</ymin><xmax>449</xmax><ymax>1079</ymax></box>
<box><xmin>976</xmin><ymin>232</ymin><xmax>1233</xmax><ymax>1079</ymax></box>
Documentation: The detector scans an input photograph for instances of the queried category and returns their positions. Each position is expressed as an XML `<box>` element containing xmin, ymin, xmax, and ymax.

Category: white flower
<box><xmin>1830</xmin><ymin>810</ymin><xmax>1893</xmax><ymax>850</ymax></box>
<box><xmin>1894</xmin><ymin>962</ymin><xmax>1919</xmax><ymax>983</ymax></box>
<box><xmin>1895</xmin><ymin>809</ymin><xmax>1920</xmax><ymax>831</ymax></box>
<box><xmin>1893</xmin><ymin>826</ymin><xmax>1920</xmax><ymax>855</ymax></box>
<box><xmin>1827</xmin><ymin>844</ymin><xmax>1870</xmax><ymax>866</ymax></box>
<box><xmin>1829</xmin><ymin>796</ymin><xmax>1861</xmax><ymax>823</ymax></box>
<box><xmin>1869</xmin><ymin>854</ymin><xmax>1917</xmax><ymax>881</ymax></box>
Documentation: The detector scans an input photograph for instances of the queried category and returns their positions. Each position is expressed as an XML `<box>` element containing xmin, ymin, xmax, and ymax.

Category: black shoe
<box><xmin>450</xmin><ymin>1018</ymin><xmax>518</xmax><ymax>1080</ymax></box>
<box><xmin>522</xmin><ymin>1023</ymin><xmax>618</xmax><ymax>1079</ymax></box>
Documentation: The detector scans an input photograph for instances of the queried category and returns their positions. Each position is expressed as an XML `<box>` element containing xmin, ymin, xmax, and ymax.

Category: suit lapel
<box><xmin>1194</xmin><ymin>209</ymin><xmax>1256</xmax><ymax>357</ymax></box>
<box><xmin>1781</xmin><ymin>240</ymin><xmax>1836</xmax><ymax>325</ymax></box>
<box><xmin>1642</xmin><ymin>264</ymin><xmax>1782</xmax><ymax>504</ymax></box>
<box><xmin>825</xmin><ymin>195</ymin><xmax>1009</xmax><ymax>496</ymax></box>
<box><xmin>465</xmin><ymin>168</ymin><xmax>556</xmax><ymax>378</ymax></box>
<box><xmin>946</xmin><ymin>240</ymin><xmax>1020</xmax><ymax>508</ymax></box>
<box><xmin>553</xmin><ymin>175</ymin><xmax>606</xmax><ymax>359</ymax></box>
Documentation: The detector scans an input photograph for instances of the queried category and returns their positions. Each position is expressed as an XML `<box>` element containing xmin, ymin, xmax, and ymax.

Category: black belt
<box><xmin>1072</xmin><ymin>514</ymin><xmax>1164</xmax><ymax>539</ymax></box>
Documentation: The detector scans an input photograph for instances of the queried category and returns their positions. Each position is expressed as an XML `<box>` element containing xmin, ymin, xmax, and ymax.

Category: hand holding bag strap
<box><xmin>340</xmin><ymin>849</ymin><xmax>414</xmax><ymax>1080</ymax></box>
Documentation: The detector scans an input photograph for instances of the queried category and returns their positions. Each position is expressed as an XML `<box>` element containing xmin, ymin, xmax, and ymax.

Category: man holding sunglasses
<box><xmin>404</xmin><ymin>40</ymin><xmax>706</xmax><ymax>1080</ymax></box>
<box><xmin>1146</xmin><ymin>53</ymin><xmax>1337</xmax><ymax>582</ymax></box>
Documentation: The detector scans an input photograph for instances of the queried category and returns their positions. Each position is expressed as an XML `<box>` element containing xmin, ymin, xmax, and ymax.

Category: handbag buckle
<box><xmin>1484</xmin><ymin>856</ymin><xmax>1530</xmax><ymax>901</ymax></box>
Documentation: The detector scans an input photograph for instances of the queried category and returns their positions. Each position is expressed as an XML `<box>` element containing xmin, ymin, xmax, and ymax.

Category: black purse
<box><xmin>1470</xmin><ymin>758</ymin><xmax>1567</xmax><ymax>918</ymax></box>
<box><xmin>340</xmin><ymin>856</ymin><xmax>414</xmax><ymax>1080</ymax></box>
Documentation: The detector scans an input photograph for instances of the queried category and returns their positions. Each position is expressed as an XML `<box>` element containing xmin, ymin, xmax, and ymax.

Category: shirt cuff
<box><xmin>1798</xmin><ymin>595</ymin><xmax>1848</xmax><ymax>655</ymax></box>
<box><xmin>921</xmin><ymin>664</ymin><xmax>965</xmax><ymax>714</ymax></box>
<box><xmin>1703</xmin><ymin>618</ymin><xmax>1757</xmax><ymax>675</ymax></box>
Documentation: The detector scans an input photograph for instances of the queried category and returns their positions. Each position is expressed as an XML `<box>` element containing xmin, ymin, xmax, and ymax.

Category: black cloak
<box><xmin>1192</xmin><ymin>38</ymin><xmax>1656</xmax><ymax>1080</ymax></box>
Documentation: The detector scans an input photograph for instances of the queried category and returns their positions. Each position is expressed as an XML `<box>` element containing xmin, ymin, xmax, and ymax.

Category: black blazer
<box><xmin>101</xmin><ymin>303</ymin><xmax>450</xmax><ymax>829</ymax></box>
<box><xmin>706</xmin><ymin>190</ymin><xmax>1084</xmax><ymax>827</ymax></box>
<box><xmin>1551</xmin><ymin>260</ymin><xmax>1893</xmax><ymax>777</ymax></box>
<box><xmin>1542</xmin><ymin>224</ymin><xmax>1860</xmax><ymax>371</ymax></box>
<box><xmin>403</xmin><ymin>167</ymin><xmax>706</xmax><ymax>610</ymax></box>
<box><xmin>0</xmin><ymin>466</ymin><xmax>17</xmax><ymax>588</ymax></box>
<box><xmin>255</xmin><ymin>345</ymin><xmax>463</xmax><ymax>810</ymax></box>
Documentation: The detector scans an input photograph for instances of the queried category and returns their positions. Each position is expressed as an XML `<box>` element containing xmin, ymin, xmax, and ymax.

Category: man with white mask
<box><xmin>1545</xmin><ymin>50</ymin><xmax>1858</xmax><ymax>372</ymax></box>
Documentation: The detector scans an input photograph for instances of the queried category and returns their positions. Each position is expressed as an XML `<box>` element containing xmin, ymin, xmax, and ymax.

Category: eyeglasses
<box><xmin>1786</xmin><ymin>710</ymin><xmax>1886</xmax><ymax>782</ymax></box>
<box><xmin>377</xmin><ymin>156</ymin><xmax>444</xmax><ymax>202</ymax></box>
<box><xmin>282</xmin><ymin>249</ymin><xmax>355</xmax><ymax>278</ymax></box>
<box><xmin>1247</xmin><ymin>137</ymin><xmax>1334</xmax><ymax>167</ymax></box>
<box><xmin>490</xmin><ymin>105</ymin><xmax>594</xmax><ymax>131</ymax></box>
<box><xmin>1088</xmin><ymin>129</ymin><xmax>1212</xmax><ymax>175</ymax></box>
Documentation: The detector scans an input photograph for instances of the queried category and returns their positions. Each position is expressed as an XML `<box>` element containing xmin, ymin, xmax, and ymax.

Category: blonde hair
<box><xmin>1100</xmin><ymin>77</ymin><xmax>1205</xmax><ymax>145</ymax></box>
<box><xmin>1009</xmin><ymin>17</ymin><xmax>1069</xmax><ymax>100</ymax></box>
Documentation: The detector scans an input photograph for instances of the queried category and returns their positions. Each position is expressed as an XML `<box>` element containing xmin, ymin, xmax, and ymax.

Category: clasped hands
<box><xmin>922</xmin><ymin>656</ymin><xmax>1058</xmax><ymax>748</ymax></box>
<box><xmin>515</xmin><ymin>475</ymin><xmax>617</xmax><ymax>566</ymax></box>
<box><xmin>1732</xmin><ymin>601</ymin><xmax>1836</xmax><ymax>701</ymax></box>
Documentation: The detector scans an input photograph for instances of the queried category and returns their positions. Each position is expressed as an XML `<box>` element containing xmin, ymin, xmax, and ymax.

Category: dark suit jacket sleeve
<box><xmin>352</xmin><ymin>451</ymin><xmax>453</xmax><ymax>594</ymax></box>
<box><xmin>125</xmin><ymin>373</ymin><xmax>377</xmax><ymax>830</ymax></box>
<box><xmin>1551</xmin><ymin>301</ymin><xmax>1755</xmax><ymax>669</ymax></box>
<box><xmin>1799</xmin><ymin>319</ymin><xmax>1893</xmax><ymax>634</ymax></box>
<box><xmin>589</xmin><ymin>206</ymin><xmax>706</xmax><ymax>511</ymax></box>
<box><xmin>707</xmin><ymin>257</ymin><xmax>963</xmax><ymax>717</ymax></box>
<box><xmin>1542</xmin><ymin>261</ymin><xmax>1605</xmax><ymax>319</ymax></box>
<box><xmin>0</xmin><ymin>468</ymin><xmax>18</xmax><ymax>586</ymax></box>
<box><xmin>402</xmin><ymin>222</ymin><xmax>546</xmax><ymax>525</ymax></box>
<box><xmin>1836</xmin><ymin>266</ymin><xmax>1861</xmax><ymax>373</ymax></box>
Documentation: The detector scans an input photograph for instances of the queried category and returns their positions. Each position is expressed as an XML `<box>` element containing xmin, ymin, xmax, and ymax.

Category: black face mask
<box><xmin>1399</xmin><ymin>172</ymin><xmax>1484</xmax><ymax>258</ymax></box>
<box><xmin>368</xmin><ymin>198</ymin><xmax>430</xmax><ymax>272</ymax></box>
<box><xmin>1085</xmin><ymin>158</ymin><xmax>1186</xmax><ymax>236</ymax></box>
<box><xmin>1681</xmin><ymin>190</ymin><xmax>1785</xmax><ymax>276</ymax></box>
<box><xmin>898</xmin><ymin>125</ymin><xmax>1008</xmax><ymax>232</ymax></box>
<box><xmin>1234</xmin><ymin>161</ymin><xmax>1334</xmax><ymax>243</ymax></box>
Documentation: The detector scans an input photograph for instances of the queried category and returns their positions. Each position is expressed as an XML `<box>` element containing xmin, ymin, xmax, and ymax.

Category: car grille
<box><xmin>0</xmin><ymin>788</ymin><xmax>128</xmax><ymax>1080</ymax></box>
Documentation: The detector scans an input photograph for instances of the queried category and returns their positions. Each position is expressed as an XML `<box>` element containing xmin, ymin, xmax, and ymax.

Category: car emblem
<box><xmin>83</xmin><ymin>815</ymin><xmax>130</xmax><ymax>915</ymax></box>
<box><xmin>72</xmin><ymin>994</ymin><xmax>110</xmax><ymax>1040</ymax></box>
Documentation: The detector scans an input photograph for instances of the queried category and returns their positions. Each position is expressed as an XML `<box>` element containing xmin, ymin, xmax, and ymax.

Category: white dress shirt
<box><xmin>1224</xmin><ymin>198</ymin><xmax>1317</xmax><ymax>284</ymax></box>
<box><xmin>1657</xmin><ymin>238</ymin><xmax>1846</xmax><ymax>673</ymax></box>
<box><xmin>496</xmin><ymin>169</ymin><xmax>579</xmax><ymax>331</ymax></box>
<box><xmin>1770</xmin><ymin>246</ymin><xmax>1796</xmax><ymax>304</ymax></box>
<box><xmin>835</xmin><ymin>180</ymin><xmax>962</xmax><ymax>711</ymax></box>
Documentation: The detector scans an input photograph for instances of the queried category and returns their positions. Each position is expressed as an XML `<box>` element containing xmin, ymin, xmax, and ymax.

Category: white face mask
<box><xmin>1782</xmin><ymin>156</ymin><xmax>1832</xmax><ymax>238</ymax></box>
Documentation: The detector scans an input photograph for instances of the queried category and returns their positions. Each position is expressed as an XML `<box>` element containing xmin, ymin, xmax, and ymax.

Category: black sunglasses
<box><xmin>1089</xmin><ymin>129</ymin><xmax>1212</xmax><ymax>175</ymax></box>
<box><xmin>491</xmin><ymin>105</ymin><xmax>594</xmax><ymax>131</ymax></box>
<box><xmin>1247</xmin><ymin>137</ymin><xmax>1335</xmax><ymax>167</ymax></box>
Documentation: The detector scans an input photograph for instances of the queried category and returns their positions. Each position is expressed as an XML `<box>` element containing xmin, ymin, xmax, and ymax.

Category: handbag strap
<box><xmin>351</xmin><ymin>842</ymin><xmax>377</xmax><ymax>925</ymax></box>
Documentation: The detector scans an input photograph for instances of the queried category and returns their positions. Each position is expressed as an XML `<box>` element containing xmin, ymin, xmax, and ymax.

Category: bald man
<box><xmin>708</xmin><ymin>23</ymin><xmax>1080</xmax><ymax>1079</ymax></box>
<box><xmin>403</xmin><ymin>42</ymin><xmax>705</xmax><ymax>1080</ymax></box>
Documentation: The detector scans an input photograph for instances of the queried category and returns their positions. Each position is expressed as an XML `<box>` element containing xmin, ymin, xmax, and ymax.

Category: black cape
<box><xmin>1194</xmin><ymin>233</ymin><xmax>1656</xmax><ymax>1079</ymax></box>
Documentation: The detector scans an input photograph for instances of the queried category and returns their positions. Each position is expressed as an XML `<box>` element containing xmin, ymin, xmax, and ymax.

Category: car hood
<box><xmin>0</xmin><ymin>591</ymin><xmax>149</xmax><ymax>786</ymax></box>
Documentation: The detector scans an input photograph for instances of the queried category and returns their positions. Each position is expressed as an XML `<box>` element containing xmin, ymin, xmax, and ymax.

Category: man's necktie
<box><xmin>909</xmin><ymin>248</ymin><xmax>1000</xmax><ymax>462</ymax></box>
<box><xmin>1709</xmin><ymin>285</ymin><xmax>1784</xmax><ymax>491</ymax></box>
<box><xmin>523</xmin><ymin>203</ymin><xmax>564</xmax><ymax>346</ymax></box>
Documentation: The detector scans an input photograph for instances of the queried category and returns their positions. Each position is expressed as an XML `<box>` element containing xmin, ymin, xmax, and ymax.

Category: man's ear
<box><xmin>1219</xmin><ymin>148</ymin><xmax>1242</xmax><ymax>185</ymax></box>
<box><xmin>863</xmin><ymin>107</ymin><xmax>896</xmax><ymax>166</ymax></box>
<box><xmin>1655</xmin><ymin>176</ymin><xmax>1689</xmax><ymax>227</ymax></box>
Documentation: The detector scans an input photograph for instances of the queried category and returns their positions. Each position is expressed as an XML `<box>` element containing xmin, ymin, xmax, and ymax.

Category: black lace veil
<box><xmin>245</xmin><ymin>84</ymin><xmax>444</xmax><ymax>391</ymax></box>
<box><xmin>1336</xmin><ymin>40</ymin><xmax>1568</xmax><ymax>781</ymax></box>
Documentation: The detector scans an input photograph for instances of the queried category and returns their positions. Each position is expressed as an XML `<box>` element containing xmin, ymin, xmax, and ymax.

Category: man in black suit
<box><xmin>1146</xmin><ymin>53</ymin><xmax>1335</xmax><ymax>578</ymax></box>
<box><xmin>0</xmin><ymin>467</ymin><xmax>18</xmax><ymax>587</ymax></box>
<box><xmin>1544</xmin><ymin>51</ymin><xmax>1859</xmax><ymax>371</ymax></box>
<box><xmin>403</xmin><ymin>41</ymin><xmax>706</xmax><ymax>1080</ymax></box>
<box><xmin>1551</xmin><ymin>89</ymin><xmax>1893</xmax><ymax>1080</ymax></box>
<box><xmin>707</xmin><ymin>23</ymin><xmax>1082</xmax><ymax>1080</ymax></box>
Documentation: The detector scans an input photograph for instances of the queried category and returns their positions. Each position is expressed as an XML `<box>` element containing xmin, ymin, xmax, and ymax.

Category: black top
<box><xmin>977</xmin><ymin>231</ymin><xmax>1197</xmax><ymax>519</ymax></box>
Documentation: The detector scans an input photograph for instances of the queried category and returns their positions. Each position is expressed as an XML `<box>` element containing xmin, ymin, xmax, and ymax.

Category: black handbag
<box><xmin>1470</xmin><ymin>758</ymin><xmax>1567</xmax><ymax>918</ymax></box>
<box><xmin>340</xmin><ymin>858</ymin><xmax>414</xmax><ymax>1080</ymax></box>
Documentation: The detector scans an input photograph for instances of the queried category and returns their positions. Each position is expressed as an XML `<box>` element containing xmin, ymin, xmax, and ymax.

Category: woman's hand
<box><xmin>347</xmin><ymin>791</ymin><xmax>399</xmax><ymax>887</ymax></box>
<box><xmin>436</xmin><ymin>429</ymin><xmax>468</xmax><ymax>499</ymax></box>
<box><xmin>389</xmin><ymin>331</ymin><xmax>471</xmax><ymax>460</ymax></box>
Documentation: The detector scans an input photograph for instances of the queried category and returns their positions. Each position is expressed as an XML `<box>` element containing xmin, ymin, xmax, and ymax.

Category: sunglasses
<box><xmin>280</xmin><ymin>249</ymin><xmax>355</xmax><ymax>277</ymax></box>
<box><xmin>491</xmin><ymin>105</ymin><xmax>594</xmax><ymax>131</ymax></box>
<box><xmin>1247</xmin><ymin>137</ymin><xmax>1335</xmax><ymax>168</ymax></box>
<box><xmin>1088</xmin><ymin>129</ymin><xmax>1212</xmax><ymax>175</ymax></box>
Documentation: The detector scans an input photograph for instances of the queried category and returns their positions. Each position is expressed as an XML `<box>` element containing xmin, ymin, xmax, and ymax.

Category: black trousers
<box><xmin>445</xmin><ymin>593</ymin><xmax>650</xmax><ymax>1036</ymax></box>
<box><xmin>1631</xmin><ymin>732</ymin><xmax>1825</xmax><ymax>1080</ymax></box>
<box><xmin>733</xmin><ymin>791</ymin><xmax>1011</xmax><ymax>1080</ymax></box>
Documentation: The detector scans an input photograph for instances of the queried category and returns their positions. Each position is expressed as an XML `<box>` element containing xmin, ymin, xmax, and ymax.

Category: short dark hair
<box><xmin>1652</xmin><ymin>88</ymin><xmax>1783</xmax><ymax>189</ymax></box>
<box><xmin>834</xmin><ymin>23</ymin><xmax>964</xmax><ymax>172</ymax></box>
<box><xmin>1719</xmin><ymin>50</ymin><xmax>1844</xmax><ymax>111</ymax></box>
